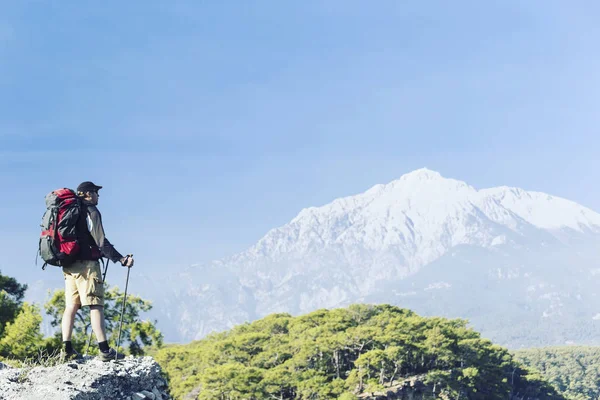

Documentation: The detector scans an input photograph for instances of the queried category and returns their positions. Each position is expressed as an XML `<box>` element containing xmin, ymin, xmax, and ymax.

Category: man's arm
<box><xmin>86</xmin><ymin>206</ymin><xmax>124</xmax><ymax>263</ymax></box>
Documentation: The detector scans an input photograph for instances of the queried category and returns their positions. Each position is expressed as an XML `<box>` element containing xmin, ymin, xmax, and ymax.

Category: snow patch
<box><xmin>424</xmin><ymin>282</ymin><xmax>451</xmax><ymax>291</ymax></box>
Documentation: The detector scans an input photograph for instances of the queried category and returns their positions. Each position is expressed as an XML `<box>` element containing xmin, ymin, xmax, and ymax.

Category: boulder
<box><xmin>0</xmin><ymin>356</ymin><xmax>171</xmax><ymax>400</ymax></box>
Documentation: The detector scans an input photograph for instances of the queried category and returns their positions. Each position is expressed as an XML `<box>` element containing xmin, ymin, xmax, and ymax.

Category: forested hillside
<box><xmin>513</xmin><ymin>346</ymin><xmax>600</xmax><ymax>400</ymax></box>
<box><xmin>155</xmin><ymin>304</ymin><xmax>562</xmax><ymax>399</ymax></box>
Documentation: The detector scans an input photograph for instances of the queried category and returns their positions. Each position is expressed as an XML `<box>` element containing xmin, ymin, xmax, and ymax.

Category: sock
<box><xmin>98</xmin><ymin>341</ymin><xmax>110</xmax><ymax>353</ymax></box>
<box><xmin>63</xmin><ymin>341</ymin><xmax>73</xmax><ymax>353</ymax></box>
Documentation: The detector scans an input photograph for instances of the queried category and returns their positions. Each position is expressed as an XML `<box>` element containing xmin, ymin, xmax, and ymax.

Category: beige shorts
<box><xmin>62</xmin><ymin>260</ymin><xmax>104</xmax><ymax>307</ymax></box>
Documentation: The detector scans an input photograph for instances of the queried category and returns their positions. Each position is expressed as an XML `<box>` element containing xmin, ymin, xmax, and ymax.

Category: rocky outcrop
<box><xmin>0</xmin><ymin>356</ymin><xmax>171</xmax><ymax>400</ymax></box>
<box><xmin>357</xmin><ymin>374</ymin><xmax>435</xmax><ymax>400</ymax></box>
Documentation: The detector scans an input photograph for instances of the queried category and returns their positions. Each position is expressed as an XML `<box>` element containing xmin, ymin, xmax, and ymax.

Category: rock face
<box><xmin>0</xmin><ymin>356</ymin><xmax>171</xmax><ymax>400</ymax></box>
<box><xmin>358</xmin><ymin>374</ymin><xmax>431</xmax><ymax>400</ymax></box>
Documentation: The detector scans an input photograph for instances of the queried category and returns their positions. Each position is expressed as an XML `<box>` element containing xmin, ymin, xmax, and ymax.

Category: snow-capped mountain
<box><xmin>147</xmin><ymin>168</ymin><xmax>600</xmax><ymax>348</ymax></box>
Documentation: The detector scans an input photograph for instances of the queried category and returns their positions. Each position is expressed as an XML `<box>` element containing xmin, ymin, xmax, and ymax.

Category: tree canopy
<box><xmin>514</xmin><ymin>346</ymin><xmax>600</xmax><ymax>400</ymax></box>
<box><xmin>0</xmin><ymin>271</ymin><xmax>27</xmax><ymax>338</ymax></box>
<box><xmin>155</xmin><ymin>304</ymin><xmax>563</xmax><ymax>400</ymax></box>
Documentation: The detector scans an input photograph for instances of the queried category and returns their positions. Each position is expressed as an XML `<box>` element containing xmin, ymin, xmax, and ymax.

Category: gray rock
<box><xmin>0</xmin><ymin>356</ymin><xmax>171</xmax><ymax>400</ymax></box>
<box><xmin>141</xmin><ymin>390</ymin><xmax>155</xmax><ymax>399</ymax></box>
<box><xmin>152</xmin><ymin>386</ymin><xmax>163</xmax><ymax>400</ymax></box>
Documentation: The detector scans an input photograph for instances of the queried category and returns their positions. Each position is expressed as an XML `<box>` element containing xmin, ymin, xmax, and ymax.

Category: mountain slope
<box><xmin>147</xmin><ymin>168</ymin><xmax>600</xmax><ymax>346</ymax></box>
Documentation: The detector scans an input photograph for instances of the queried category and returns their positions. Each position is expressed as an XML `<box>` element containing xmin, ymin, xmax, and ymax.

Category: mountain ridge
<box><xmin>223</xmin><ymin>167</ymin><xmax>599</xmax><ymax>275</ymax></box>
<box><xmin>148</xmin><ymin>168</ymin><xmax>600</xmax><ymax>345</ymax></box>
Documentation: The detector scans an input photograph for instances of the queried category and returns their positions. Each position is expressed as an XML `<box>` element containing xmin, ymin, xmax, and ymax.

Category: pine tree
<box><xmin>0</xmin><ymin>302</ymin><xmax>43</xmax><ymax>359</ymax></box>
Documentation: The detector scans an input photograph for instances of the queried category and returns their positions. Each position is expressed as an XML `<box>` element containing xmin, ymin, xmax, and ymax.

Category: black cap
<box><xmin>77</xmin><ymin>181</ymin><xmax>103</xmax><ymax>193</ymax></box>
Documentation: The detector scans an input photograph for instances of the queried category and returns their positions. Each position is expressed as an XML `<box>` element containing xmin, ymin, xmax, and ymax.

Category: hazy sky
<box><xmin>1</xmin><ymin>1</ymin><xmax>599</xmax><ymax>289</ymax></box>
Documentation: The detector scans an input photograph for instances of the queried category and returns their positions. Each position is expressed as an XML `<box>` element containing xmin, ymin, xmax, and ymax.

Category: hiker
<box><xmin>61</xmin><ymin>181</ymin><xmax>134</xmax><ymax>361</ymax></box>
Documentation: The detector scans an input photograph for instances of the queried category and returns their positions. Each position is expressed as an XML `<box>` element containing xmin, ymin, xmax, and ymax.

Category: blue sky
<box><xmin>1</xmin><ymin>1</ymin><xmax>599</xmax><ymax>289</ymax></box>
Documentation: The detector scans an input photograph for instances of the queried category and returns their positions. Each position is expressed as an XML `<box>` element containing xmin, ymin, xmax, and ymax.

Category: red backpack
<box><xmin>38</xmin><ymin>188</ymin><xmax>82</xmax><ymax>269</ymax></box>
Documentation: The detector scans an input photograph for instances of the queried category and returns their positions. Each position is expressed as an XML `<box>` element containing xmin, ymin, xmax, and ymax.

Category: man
<box><xmin>61</xmin><ymin>181</ymin><xmax>134</xmax><ymax>361</ymax></box>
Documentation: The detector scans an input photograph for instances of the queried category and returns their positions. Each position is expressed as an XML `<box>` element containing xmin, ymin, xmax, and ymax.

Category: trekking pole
<box><xmin>115</xmin><ymin>254</ymin><xmax>133</xmax><ymax>361</ymax></box>
<box><xmin>84</xmin><ymin>258</ymin><xmax>109</xmax><ymax>355</ymax></box>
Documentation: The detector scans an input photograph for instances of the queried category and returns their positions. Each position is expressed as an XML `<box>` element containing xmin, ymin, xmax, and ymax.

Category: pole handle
<box><xmin>124</xmin><ymin>254</ymin><xmax>134</xmax><ymax>268</ymax></box>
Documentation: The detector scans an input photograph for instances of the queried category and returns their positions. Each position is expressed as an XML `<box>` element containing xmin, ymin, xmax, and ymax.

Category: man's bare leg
<box><xmin>90</xmin><ymin>305</ymin><xmax>107</xmax><ymax>343</ymax></box>
<box><xmin>62</xmin><ymin>303</ymin><xmax>80</xmax><ymax>342</ymax></box>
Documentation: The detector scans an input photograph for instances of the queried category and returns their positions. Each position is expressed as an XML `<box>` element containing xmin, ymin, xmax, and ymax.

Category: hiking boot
<box><xmin>60</xmin><ymin>348</ymin><xmax>82</xmax><ymax>362</ymax></box>
<box><xmin>97</xmin><ymin>348</ymin><xmax>125</xmax><ymax>362</ymax></box>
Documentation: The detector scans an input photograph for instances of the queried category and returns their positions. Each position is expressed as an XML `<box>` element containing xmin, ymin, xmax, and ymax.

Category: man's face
<box><xmin>88</xmin><ymin>191</ymin><xmax>99</xmax><ymax>205</ymax></box>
